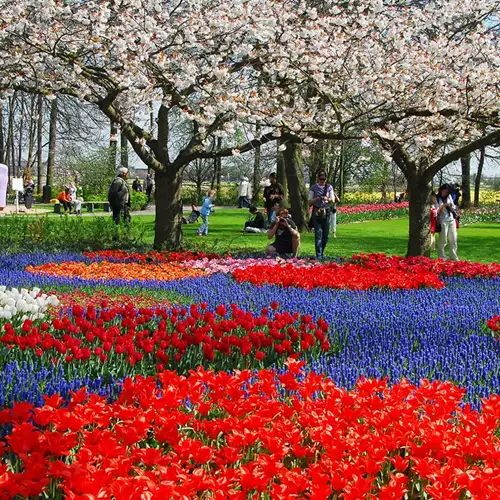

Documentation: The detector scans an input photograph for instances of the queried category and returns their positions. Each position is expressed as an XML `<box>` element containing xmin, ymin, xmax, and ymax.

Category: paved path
<box><xmin>0</xmin><ymin>204</ymin><xmax>240</xmax><ymax>217</ymax></box>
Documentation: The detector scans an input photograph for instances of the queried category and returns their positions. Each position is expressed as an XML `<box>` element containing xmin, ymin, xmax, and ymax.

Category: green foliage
<box><xmin>130</xmin><ymin>191</ymin><xmax>148</xmax><ymax>211</ymax></box>
<box><xmin>182</xmin><ymin>183</ymin><xmax>239</xmax><ymax>206</ymax></box>
<box><xmin>70</xmin><ymin>148</ymin><xmax>116</xmax><ymax>198</ymax></box>
<box><xmin>0</xmin><ymin>215</ymin><xmax>147</xmax><ymax>252</ymax></box>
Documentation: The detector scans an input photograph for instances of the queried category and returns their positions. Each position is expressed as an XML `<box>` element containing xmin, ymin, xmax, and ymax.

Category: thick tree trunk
<box><xmin>406</xmin><ymin>177</ymin><xmax>432</xmax><ymax>257</ymax></box>
<box><xmin>276</xmin><ymin>138</ymin><xmax>288</xmax><ymax>202</ymax></box>
<box><xmin>474</xmin><ymin>147</ymin><xmax>485</xmax><ymax>207</ymax></box>
<box><xmin>36</xmin><ymin>95</ymin><xmax>43</xmax><ymax>195</ymax></box>
<box><xmin>215</xmin><ymin>138</ymin><xmax>222</xmax><ymax>198</ymax></box>
<box><xmin>460</xmin><ymin>154</ymin><xmax>471</xmax><ymax>209</ymax></box>
<box><xmin>46</xmin><ymin>98</ymin><xmax>57</xmax><ymax>188</ymax></box>
<box><xmin>154</xmin><ymin>168</ymin><xmax>184</xmax><ymax>250</ymax></box>
<box><xmin>282</xmin><ymin>141</ymin><xmax>309</xmax><ymax>231</ymax></box>
<box><xmin>120</xmin><ymin>131</ymin><xmax>129</xmax><ymax>169</ymax></box>
<box><xmin>0</xmin><ymin>103</ymin><xmax>5</xmax><ymax>164</ymax></box>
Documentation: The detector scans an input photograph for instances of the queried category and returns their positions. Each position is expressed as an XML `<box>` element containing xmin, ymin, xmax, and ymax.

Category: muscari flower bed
<box><xmin>0</xmin><ymin>250</ymin><xmax>500</xmax><ymax>498</ymax></box>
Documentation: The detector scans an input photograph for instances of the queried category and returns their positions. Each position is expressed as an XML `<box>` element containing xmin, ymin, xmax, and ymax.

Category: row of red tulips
<box><xmin>0</xmin><ymin>303</ymin><xmax>329</xmax><ymax>377</ymax></box>
<box><xmin>233</xmin><ymin>262</ymin><xmax>445</xmax><ymax>290</ymax></box>
<box><xmin>1</xmin><ymin>360</ymin><xmax>500</xmax><ymax>499</ymax></box>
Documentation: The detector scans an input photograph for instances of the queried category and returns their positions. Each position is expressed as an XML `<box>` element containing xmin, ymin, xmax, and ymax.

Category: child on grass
<box><xmin>197</xmin><ymin>190</ymin><xmax>215</xmax><ymax>236</ymax></box>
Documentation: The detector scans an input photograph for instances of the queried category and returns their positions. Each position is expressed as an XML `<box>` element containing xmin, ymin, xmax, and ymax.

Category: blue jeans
<box><xmin>198</xmin><ymin>213</ymin><xmax>209</xmax><ymax>235</ymax></box>
<box><xmin>313</xmin><ymin>216</ymin><xmax>330</xmax><ymax>258</ymax></box>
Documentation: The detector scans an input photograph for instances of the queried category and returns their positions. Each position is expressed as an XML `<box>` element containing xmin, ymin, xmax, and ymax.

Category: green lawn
<box><xmin>134</xmin><ymin>210</ymin><xmax>500</xmax><ymax>263</ymax></box>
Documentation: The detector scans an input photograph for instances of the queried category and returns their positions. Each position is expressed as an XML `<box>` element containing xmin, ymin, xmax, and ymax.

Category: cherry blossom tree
<box><xmin>258</xmin><ymin>0</ymin><xmax>500</xmax><ymax>255</ymax></box>
<box><xmin>1</xmin><ymin>0</ymin><xmax>498</xmax><ymax>255</ymax></box>
<box><xmin>0</xmin><ymin>0</ymin><xmax>289</xmax><ymax>247</ymax></box>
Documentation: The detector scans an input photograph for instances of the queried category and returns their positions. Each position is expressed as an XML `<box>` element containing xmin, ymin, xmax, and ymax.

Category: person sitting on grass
<box><xmin>244</xmin><ymin>206</ymin><xmax>267</xmax><ymax>233</ymax></box>
<box><xmin>266</xmin><ymin>208</ymin><xmax>300</xmax><ymax>257</ymax></box>
<box><xmin>197</xmin><ymin>190</ymin><xmax>215</xmax><ymax>236</ymax></box>
<box><xmin>182</xmin><ymin>204</ymin><xmax>201</xmax><ymax>224</ymax></box>
<box><xmin>57</xmin><ymin>188</ymin><xmax>73</xmax><ymax>214</ymax></box>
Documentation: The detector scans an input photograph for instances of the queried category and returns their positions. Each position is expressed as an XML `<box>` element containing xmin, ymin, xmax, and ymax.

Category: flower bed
<box><xmin>0</xmin><ymin>286</ymin><xmax>59</xmax><ymax>321</ymax></box>
<box><xmin>26</xmin><ymin>261</ymin><xmax>207</xmax><ymax>283</ymax></box>
<box><xmin>0</xmin><ymin>302</ymin><xmax>329</xmax><ymax>377</ymax></box>
<box><xmin>232</xmin><ymin>262</ymin><xmax>445</xmax><ymax>290</ymax></box>
<box><xmin>328</xmin><ymin>202</ymin><xmax>409</xmax><ymax>224</ymax></box>
<box><xmin>2</xmin><ymin>248</ymin><xmax>500</xmax><ymax>498</ymax></box>
<box><xmin>2</xmin><ymin>362</ymin><xmax>500</xmax><ymax>499</ymax></box>
<box><xmin>83</xmin><ymin>249</ymin><xmax>220</xmax><ymax>263</ymax></box>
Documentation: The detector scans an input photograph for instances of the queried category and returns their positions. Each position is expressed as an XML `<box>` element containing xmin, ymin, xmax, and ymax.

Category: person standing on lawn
<box><xmin>263</xmin><ymin>173</ymin><xmax>284</xmax><ymax>224</ymax></box>
<box><xmin>435</xmin><ymin>184</ymin><xmax>459</xmax><ymax>261</ymax></box>
<box><xmin>197</xmin><ymin>190</ymin><xmax>216</xmax><ymax>236</ymax></box>
<box><xmin>309</xmin><ymin>170</ymin><xmax>335</xmax><ymax>259</ymax></box>
<box><xmin>238</xmin><ymin>177</ymin><xmax>252</xmax><ymax>208</ymax></box>
<box><xmin>266</xmin><ymin>208</ymin><xmax>301</xmax><ymax>257</ymax></box>
<box><xmin>108</xmin><ymin>167</ymin><xmax>131</xmax><ymax>225</ymax></box>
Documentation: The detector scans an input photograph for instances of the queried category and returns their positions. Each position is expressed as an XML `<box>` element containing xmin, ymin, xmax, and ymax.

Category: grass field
<box><xmin>133</xmin><ymin>210</ymin><xmax>500</xmax><ymax>263</ymax></box>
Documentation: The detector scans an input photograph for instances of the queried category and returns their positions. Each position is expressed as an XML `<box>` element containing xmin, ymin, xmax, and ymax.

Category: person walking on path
<box><xmin>197</xmin><ymin>190</ymin><xmax>215</xmax><ymax>236</ymax></box>
<box><xmin>108</xmin><ymin>167</ymin><xmax>131</xmax><ymax>225</ymax></box>
<box><xmin>263</xmin><ymin>173</ymin><xmax>284</xmax><ymax>224</ymax></box>
<box><xmin>238</xmin><ymin>177</ymin><xmax>252</xmax><ymax>208</ymax></box>
<box><xmin>132</xmin><ymin>178</ymin><xmax>143</xmax><ymax>192</ymax></box>
<box><xmin>435</xmin><ymin>184</ymin><xmax>459</xmax><ymax>261</ymax></box>
<box><xmin>309</xmin><ymin>170</ymin><xmax>335</xmax><ymax>259</ymax></box>
<box><xmin>145</xmin><ymin>173</ymin><xmax>154</xmax><ymax>203</ymax></box>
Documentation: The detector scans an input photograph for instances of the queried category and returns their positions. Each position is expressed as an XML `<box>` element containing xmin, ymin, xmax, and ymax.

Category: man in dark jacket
<box><xmin>108</xmin><ymin>167</ymin><xmax>131</xmax><ymax>224</ymax></box>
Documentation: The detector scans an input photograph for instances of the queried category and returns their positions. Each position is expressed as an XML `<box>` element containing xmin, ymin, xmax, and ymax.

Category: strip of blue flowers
<box><xmin>1</xmin><ymin>253</ymin><xmax>499</xmax><ymax>410</ymax></box>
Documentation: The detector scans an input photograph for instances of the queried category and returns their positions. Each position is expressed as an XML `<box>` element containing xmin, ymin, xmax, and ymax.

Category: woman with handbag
<box><xmin>309</xmin><ymin>171</ymin><xmax>335</xmax><ymax>259</ymax></box>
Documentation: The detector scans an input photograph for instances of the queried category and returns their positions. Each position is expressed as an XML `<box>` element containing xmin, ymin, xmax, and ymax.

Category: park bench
<box><xmin>53</xmin><ymin>201</ymin><xmax>110</xmax><ymax>213</ymax></box>
<box><xmin>85</xmin><ymin>201</ymin><xmax>110</xmax><ymax>213</ymax></box>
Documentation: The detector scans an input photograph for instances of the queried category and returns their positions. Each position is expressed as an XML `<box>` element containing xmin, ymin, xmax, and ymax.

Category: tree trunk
<box><xmin>17</xmin><ymin>99</ymin><xmax>24</xmax><ymax>177</ymax></box>
<box><xmin>215</xmin><ymin>137</ymin><xmax>222</xmax><ymax>198</ymax></box>
<box><xmin>6</xmin><ymin>96</ymin><xmax>16</xmax><ymax>178</ymax></box>
<box><xmin>154</xmin><ymin>168</ymin><xmax>184</xmax><ymax>249</ymax></box>
<box><xmin>282</xmin><ymin>141</ymin><xmax>309</xmax><ymax>231</ymax></box>
<box><xmin>25</xmin><ymin>95</ymin><xmax>37</xmax><ymax>174</ymax></box>
<box><xmin>252</xmin><ymin>121</ymin><xmax>262</xmax><ymax>203</ymax></box>
<box><xmin>120</xmin><ymin>130</ymin><xmax>129</xmax><ymax>169</ymax></box>
<box><xmin>338</xmin><ymin>141</ymin><xmax>346</xmax><ymax>201</ymax></box>
<box><xmin>460</xmin><ymin>154</ymin><xmax>471</xmax><ymax>209</ymax></box>
<box><xmin>109</xmin><ymin>121</ymin><xmax>118</xmax><ymax>170</ymax></box>
<box><xmin>276</xmin><ymin>138</ymin><xmax>288</xmax><ymax>202</ymax></box>
<box><xmin>46</xmin><ymin>98</ymin><xmax>57</xmax><ymax>188</ymax></box>
<box><xmin>0</xmin><ymin>102</ymin><xmax>5</xmax><ymax>164</ymax></box>
<box><xmin>474</xmin><ymin>147</ymin><xmax>485</xmax><ymax>207</ymax></box>
<box><xmin>406</xmin><ymin>177</ymin><xmax>432</xmax><ymax>257</ymax></box>
<box><xmin>36</xmin><ymin>95</ymin><xmax>43</xmax><ymax>194</ymax></box>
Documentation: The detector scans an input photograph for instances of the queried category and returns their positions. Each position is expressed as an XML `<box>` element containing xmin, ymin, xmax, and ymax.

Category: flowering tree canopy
<box><xmin>0</xmin><ymin>0</ymin><xmax>498</xmax><ymax>251</ymax></box>
<box><xmin>256</xmin><ymin>0</ymin><xmax>500</xmax><ymax>254</ymax></box>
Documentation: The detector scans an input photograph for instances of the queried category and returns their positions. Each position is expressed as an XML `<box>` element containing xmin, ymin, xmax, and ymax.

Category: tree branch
<box><xmin>426</xmin><ymin>129</ymin><xmax>500</xmax><ymax>179</ymax></box>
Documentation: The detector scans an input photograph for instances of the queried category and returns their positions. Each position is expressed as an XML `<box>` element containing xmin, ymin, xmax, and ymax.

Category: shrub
<box><xmin>0</xmin><ymin>215</ymin><xmax>147</xmax><ymax>252</ymax></box>
<box><xmin>130</xmin><ymin>191</ymin><xmax>148</xmax><ymax>211</ymax></box>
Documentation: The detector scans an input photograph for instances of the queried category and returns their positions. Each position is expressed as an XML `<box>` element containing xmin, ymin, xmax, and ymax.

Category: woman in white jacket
<box><xmin>435</xmin><ymin>184</ymin><xmax>459</xmax><ymax>261</ymax></box>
